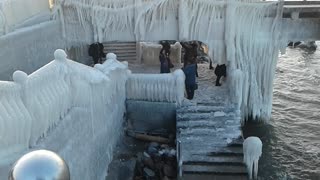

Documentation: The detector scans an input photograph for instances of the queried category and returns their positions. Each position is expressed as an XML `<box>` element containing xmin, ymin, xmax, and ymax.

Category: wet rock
<box><xmin>163</xmin><ymin>164</ymin><xmax>176</xmax><ymax>178</ymax></box>
<box><xmin>168</xmin><ymin>149</ymin><xmax>176</xmax><ymax>157</ymax></box>
<box><xmin>143</xmin><ymin>152</ymin><xmax>151</xmax><ymax>158</ymax></box>
<box><xmin>142</xmin><ymin>155</ymin><xmax>155</xmax><ymax>170</ymax></box>
<box><xmin>143</xmin><ymin>167</ymin><xmax>155</xmax><ymax>177</ymax></box>
<box><xmin>147</xmin><ymin>146</ymin><xmax>158</xmax><ymax>157</ymax></box>
<box><xmin>160</xmin><ymin>144</ymin><xmax>169</xmax><ymax>149</ymax></box>
<box><xmin>162</xmin><ymin>176</ymin><xmax>170</xmax><ymax>180</ymax></box>
<box><xmin>149</xmin><ymin>142</ymin><xmax>160</xmax><ymax>148</ymax></box>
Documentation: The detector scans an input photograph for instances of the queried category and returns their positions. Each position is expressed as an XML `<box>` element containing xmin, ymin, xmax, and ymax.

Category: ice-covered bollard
<box><xmin>173</xmin><ymin>69</ymin><xmax>185</xmax><ymax>106</ymax></box>
<box><xmin>54</xmin><ymin>49</ymin><xmax>67</xmax><ymax>62</ymax></box>
<box><xmin>9</xmin><ymin>150</ymin><xmax>70</xmax><ymax>180</ymax></box>
<box><xmin>12</xmin><ymin>71</ymin><xmax>28</xmax><ymax>84</ymax></box>
<box><xmin>243</xmin><ymin>136</ymin><xmax>262</xmax><ymax>179</ymax></box>
<box><xmin>106</xmin><ymin>52</ymin><xmax>117</xmax><ymax>60</ymax></box>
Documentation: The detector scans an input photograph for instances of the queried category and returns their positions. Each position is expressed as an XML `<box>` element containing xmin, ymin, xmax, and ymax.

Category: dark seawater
<box><xmin>243</xmin><ymin>43</ymin><xmax>320</xmax><ymax>180</ymax></box>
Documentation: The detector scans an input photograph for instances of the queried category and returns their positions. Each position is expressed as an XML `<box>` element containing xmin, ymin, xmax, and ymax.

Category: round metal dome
<box><xmin>8</xmin><ymin>150</ymin><xmax>70</xmax><ymax>180</ymax></box>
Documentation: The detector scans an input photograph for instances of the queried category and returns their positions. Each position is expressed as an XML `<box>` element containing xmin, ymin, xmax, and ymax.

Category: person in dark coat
<box><xmin>159</xmin><ymin>50</ymin><xmax>170</xmax><ymax>73</ymax></box>
<box><xmin>88</xmin><ymin>42</ymin><xmax>105</xmax><ymax>64</ymax></box>
<box><xmin>181</xmin><ymin>41</ymin><xmax>199</xmax><ymax>77</ymax></box>
<box><xmin>160</xmin><ymin>42</ymin><xmax>174</xmax><ymax>69</ymax></box>
<box><xmin>182</xmin><ymin>61</ymin><xmax>197</xmax><ymax>100</ymax></box>
<box><xmin>214</xmin><ymin>64</ymin><xmax>227</xmax><ymax>86</ymax></box>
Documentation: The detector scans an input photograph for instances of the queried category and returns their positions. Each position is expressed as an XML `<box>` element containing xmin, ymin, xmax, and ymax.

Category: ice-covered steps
<box><xmin>176</xmin><ymin>101</ymin><xmax>247</xmax><ymax>179</ymax></box>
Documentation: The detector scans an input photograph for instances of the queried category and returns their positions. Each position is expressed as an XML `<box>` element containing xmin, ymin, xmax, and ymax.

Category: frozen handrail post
<box><xmin>12</xmin><ymin>70</ymin><xmax>28</xmax><ymax>106</ymax></box>
<box><xmin>106</xmin><ymin>52</ymin><xmax>117</xmax><ymax>60</ymax></box>
<box><xmin>12</xmin><ymin>70</ymin><xmax>28</xmax><ymax>85</ymax></box>
<box><xmin>243</xmin><ymin>136</ymin><xmax>263</xmax><ymax>180</ymax></box>
<box><xmin>54</xmin><ymin>49</ymin><xmax>67</xmax><ymax>62</ymax></box>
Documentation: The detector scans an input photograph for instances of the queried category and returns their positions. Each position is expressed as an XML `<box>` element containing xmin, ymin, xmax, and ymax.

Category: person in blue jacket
<box><xmin>182</xmin><ymin>61</ymin><xmax>197</xmax><ymax>100</ymax></box>
<box><xmin>159</xmin><ymin>50</ymin><xmax>170</xmax><ymax>73</ymax></box>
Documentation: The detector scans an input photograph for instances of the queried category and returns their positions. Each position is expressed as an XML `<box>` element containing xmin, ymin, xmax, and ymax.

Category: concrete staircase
<box><xmin>176</xmin><ymin>101</ymin><xmax>247</xmax><ymax>180</ymax></box>
<box><xmin>103</xmin><ymin>42</ymin><xmax>137</xmax><ymax>62</ymax></box>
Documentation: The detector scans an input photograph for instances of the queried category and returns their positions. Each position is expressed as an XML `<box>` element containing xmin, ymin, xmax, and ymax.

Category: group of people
<box><xmin>159</xmin><ymin>41</ymin><xmax>227</xmax><ymax>100</ymax></box>
<box><xmin>159</xmin><ymin>41</ymin><xmax>199</xmax><ymax>100</ymax></box>
<box><xmin>89</xmin><ymin>41</ymin><xmax>226</xmax><ymax>101</ymax></box>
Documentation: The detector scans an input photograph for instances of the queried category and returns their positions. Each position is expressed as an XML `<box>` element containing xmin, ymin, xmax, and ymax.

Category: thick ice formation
<box><xmin>126</xmin><ymin>69</ymin><xmax>185</xmax><ymax>106</ymax></box>
<box><xmin>52</xmin><ymin>0</ymin><xmax>285</xmax><ymax>121</ymax></box>
<box><xmin>0</xmin><ymin>81</ymin><xmax>32</xmax><ymax>159</ymax></box>
<box><xmin>0</xmin><ymin>49</ymin><xmax>128</xmax><ymax>179</ymax></box>
<box><xmin>0</xmin><ymin>0</ymin><xmax>49</xmax><ymax>34</ymax></box>
<box><xmin>225</xmin><ymin>1</ymin><xmax>285</xmax><ymax>121</ymax></box>
<box><xmin>54</xmin><ymin>0</ymin><xmax>178</xmax><ymax>43</ymax></box>
<box><xmin>178</xmin><ymin>0</ymin><xmax>227</xmax><ymax>64</ymax></box>
<box><xmin>243</xmin><ymin>136</ymin><xmax>263</xmax><ymax>179</ymax></box>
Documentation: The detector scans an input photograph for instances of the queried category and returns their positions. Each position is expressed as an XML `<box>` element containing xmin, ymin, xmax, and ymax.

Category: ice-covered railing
<box><xmin>126</xmin><ymin>69</ymin><xmax>185</xmax><ymax>106</ymax></box>
<box><xmin>0</xmin><ymin>49</ymin><xmax>129</xmax><ymax>172</ymax></box>
<box><xmin>0</xmin><ymin>80</ymin><xmax>32</xmax><ymax>159</ymax></box>
<box><xmin>24</xmin><ymin>52</ymin><xmax>72</xmax><ymax>145</ymax></box>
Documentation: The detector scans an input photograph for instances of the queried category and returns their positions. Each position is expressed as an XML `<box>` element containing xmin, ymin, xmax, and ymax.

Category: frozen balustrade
<box><xmin>0</xmin><ymin>49</ymin><xmax>129</xmax><ymax>179</ymax></box>
<box><xmin>126</xmin><ymin>69</ymin><xmax>185</xmax><ymax>106</ymax></box>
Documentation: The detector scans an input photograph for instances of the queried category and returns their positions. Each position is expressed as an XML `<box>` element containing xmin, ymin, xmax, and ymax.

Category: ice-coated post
<box><xmin>54</xmin><ymin>49</ymin><xmax>68</xmax><ymax>62</ymax></box>
<box><xmin>12</xmin><ymin>71</ymin><xmax>28</xmax><ymax>85</ymax></box>
<box><xmin>243</xmin><ymin>136</ymin><xmax>263</xmax><ymax>179</ymax></box>
<box><xmin>173</xmin><ymin>69</ymin><xmax>185</xmax><ymax>106</ymax></box>
<box><xmin>12</xmin><ymin>70</ymin><xmax>28</xmax><ymax>104</ymax></box>
<box><xmin>106</xmin><ymin>52</ymin><xmax>117</xmax><ymax>60</ymax></box>
<box><xmin>8</xmin><ymin>150</ymin><xmax>70</xmax><ymax>180</ymax></box>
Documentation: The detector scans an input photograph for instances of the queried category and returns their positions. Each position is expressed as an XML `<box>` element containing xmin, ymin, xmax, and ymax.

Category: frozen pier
<box><xmin>176</xmin><ymin>66</ymin><xmax>247</xmax><ymax>180</ymax></box>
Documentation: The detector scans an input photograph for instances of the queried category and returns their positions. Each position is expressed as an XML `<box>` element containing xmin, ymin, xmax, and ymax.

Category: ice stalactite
<box><xmin>134</xmin><ymin>0</ymin><xmax>177</xmax><ymax>40</ymax></box>
<box><xmin>225</xmin><ymin>1</ymin><xmax>285</xmax><ymax>122</ymax></box>
<box><xmin>54</xmin><ymin>0</ymin><xmax>136</xmax><ymax>43</ymax></box>
<box><xmin>178</xmin><ymin>0</ymin><xmax>227</xmax><ymax>64</ymax></box>
<box><xmin>54</xmin><ymin>0</ymin><xmax>178</xmax><ymax>43</ymax></box>
<box><xmin>243</xmin><ymin>136</ymin><xmax>263</xmax><ymax>179</ymax></box>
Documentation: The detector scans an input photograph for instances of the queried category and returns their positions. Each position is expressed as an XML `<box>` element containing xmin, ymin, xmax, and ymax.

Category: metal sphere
<box><xmin>8</xmin><ymin>150</ymin><xmax>70</xmax><ymax>180</ymax></box>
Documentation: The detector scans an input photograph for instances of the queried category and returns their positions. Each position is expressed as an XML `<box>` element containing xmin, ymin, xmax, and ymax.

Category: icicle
<box><xmin>243</xmin><ymin>136</ymin><xmax>262</xmax><ymax>179</ymax></box>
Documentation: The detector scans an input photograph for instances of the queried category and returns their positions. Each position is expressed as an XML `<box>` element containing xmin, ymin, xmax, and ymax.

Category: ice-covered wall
<box><xmin>0</xmin><ymin>20</ymin><xmax>66</xmax><ymax>81</ymax></box>
<box><xmin>54</xmin><ymin>0</ymin><xmax>179</xmax><ymax>44</ymax></box>
<box><xmin>0</xmin><ymin>0</ymin><xmax>50</xmax><ymax>34</ymax></box>
<box><xmin>0</xmin><ymin>50</ymin><xmax>128</xmax><ymax>179</ymax></box>
<box><xmin>126</xmin><ymin>69</ymin><xmax>185</xmax><ymax>106</ymax></box>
